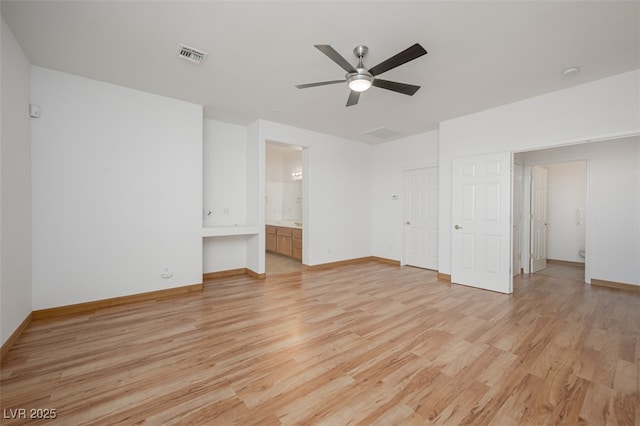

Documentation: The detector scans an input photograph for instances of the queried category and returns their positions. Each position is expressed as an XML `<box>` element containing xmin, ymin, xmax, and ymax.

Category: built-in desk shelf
<box><xmin>202</xmin><ymin>226</ymin><xmax>260</xmax><ymax>238</ymax></box>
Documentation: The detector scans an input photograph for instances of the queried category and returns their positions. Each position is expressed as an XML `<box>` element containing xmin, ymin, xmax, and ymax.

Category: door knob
<box><xmin>455</xmin><ymin>224</ymin><xmax>463</xmax><ymax>230</ymax></box>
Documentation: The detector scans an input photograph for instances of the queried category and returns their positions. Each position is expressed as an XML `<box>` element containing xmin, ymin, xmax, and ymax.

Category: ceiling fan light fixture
<box><xmin>297</xmin><ymin>43</ymin><xmax>427</xmax><ymax>106</ymax></box>
<box><xmin>347</xmin><ymin>73</ymin><xmax>373</xmax><ymax>92</ymax></box>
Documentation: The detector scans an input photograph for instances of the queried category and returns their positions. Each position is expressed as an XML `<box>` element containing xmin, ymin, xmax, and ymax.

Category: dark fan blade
<box><xmin>372</xmin><ymin>79</ymin><xmax>421</xmax><ymax>96</ymax></box>
<box><xmin>368</xmin><ymin>43</ymin><xmax>427</xmax><ymax>76</ymax></box>
<box><xmin>314</xmin><ymin>45</ymin><xmax>357</xmax><ymax>73</ymax></box>
<box><xmin>296</xmin><ymin>80</ymin><xmax>345</xmax><ymax>89</ymax></box>
<box><xmin>346</xmin><ymin>90</ymin><xmax>360</xmax><ymax>107</ymax></box>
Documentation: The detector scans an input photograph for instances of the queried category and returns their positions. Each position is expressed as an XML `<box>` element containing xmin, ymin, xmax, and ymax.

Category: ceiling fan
<box><xmin>296</xmin><ymin>43</ymin><xmax>427</xmax><ymax>107</ymax></box>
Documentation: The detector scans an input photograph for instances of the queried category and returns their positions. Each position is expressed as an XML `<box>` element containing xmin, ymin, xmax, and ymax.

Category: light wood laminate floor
<box><xmin>1</xmin><ymin>262</ymin><xmax>638</xmax><ymax>425</ymax></box>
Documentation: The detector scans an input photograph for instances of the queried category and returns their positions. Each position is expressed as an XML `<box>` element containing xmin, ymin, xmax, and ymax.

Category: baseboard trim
<box><xmin>437</xmin><ymin>272</ymin><xmax>452</xmax><ymax>282</ymax></box>
<box><xmin>371</xmin><ymin>256</ymin><xmax>401</xmax><ymax>266</ymax></box>
<box><xmin>547</xmin><ymin>259</ymin><xmax>585</xmax><ymax>267</ymax></box>
<box><xmin>32</xmin><ymin>283</ymin><xmax>203</xmax><ymax>321</ymax></box>
<box><xmin>591</xmin><ymin>278</ymin><xmax>640</xmax><ymax>293</ymax></box>
<box><xmin>203</xmin><ymin>268</ymin><xmax>248</xmax><ymax>280</ymax></box>
<box><xmin>203</xmin><ymin>268</ymin><xmax>265</xmax><ymax>281</ymax></box>
<box><xmin>247</xmin><ymin>269</ymin><xmax>266</xmax><ymax>280</ymax></box>
<box><xmin>205</xmin><ymin>258</ymin><xmax>398</xmax><ymax>279</ymax></box>
<box><xmin>303</xmin><ymin>256</ymin><xmax>379</xmax><ymax>271</ymax></box>
<box><xmin>1</xmin><ymin>312</ymin><xmax>33</xmax><ymax>362</ymax></box>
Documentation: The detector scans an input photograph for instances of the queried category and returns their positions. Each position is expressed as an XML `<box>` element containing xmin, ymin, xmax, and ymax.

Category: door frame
<box><xmin>264</xmin><ymin>141</ymin><xmax>308</xmax><ymax>274</ymax></box>
<box><xmin>512</xmin><ymin>161</ymin><xmax>523</xmax><ymax>276</ymax></box>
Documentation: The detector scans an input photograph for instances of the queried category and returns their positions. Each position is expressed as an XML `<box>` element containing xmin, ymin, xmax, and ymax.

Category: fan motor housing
<box><xmin>353</xmin><ymin>45</ymin><xmax>369</xmax><ymax>58</ymax></box>
<box><xmin>346</xmin><ymin>69</ymin><xmax>374</xmax><ymax>92</ymax></box>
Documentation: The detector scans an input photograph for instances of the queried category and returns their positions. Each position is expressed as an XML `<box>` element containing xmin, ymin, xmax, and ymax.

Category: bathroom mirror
<box><xmin>282</xmin><ymin>181</ymin><xmax>302</xmax><ymax>221</ymax></box>
<box><xmin>266</xmin><ymin>142</ymin><xmax>303</xmax><ymax>225</ymax></box>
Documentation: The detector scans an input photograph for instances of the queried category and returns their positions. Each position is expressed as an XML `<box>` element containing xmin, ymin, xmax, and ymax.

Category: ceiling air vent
<box><xmin>177</xmin><ymin>44</ymin><xmax>208</xmax><ymax>65</ymax></box>
<box><xmin>363</xmin><ymin>127</ymin><xmax>402</xmax><ymax>140</ymax></box>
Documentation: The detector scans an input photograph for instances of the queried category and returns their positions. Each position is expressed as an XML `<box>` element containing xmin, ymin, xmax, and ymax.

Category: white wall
<box><xmin>203</xmin><ymin>119</ymin><xmax>247</xmax><ymax>227</ymax></box>
<box><xmin>31</xmin><ymin>67</ymin><xmax>203</xmax><ymax>309</ymax></box>
<box><xmin>439</xmin><ymin>70</ymin><xmax>640</xmax><ymax>280</ymax></box>
<box><xmin>545</xmin><ymin>161</ymin><xmax>587</xmax><ymax>263</ymax></box>
<box><xmin>265</xmin><ymin>147</ymin><xmax>283</xmax><ymax>223</ymax></box>
<box><xmin>522</xmin><ymin>138</ymin><xmax>640</xmax><ymax>286</ymax></box>
<box><xmin>245</xmin><ymin>121</ymin><xmax>262</xmax><ymax>274</ymax></box>
<box><xmin>1</xmin><ymin>17</ymin><xmax>32</xmax><ymax>346</ymax></box>
<box><xmin>371</xmin><ymin>131</ymin><xmax>439</xmax><ymax>261</ymax></box>
<box><xmin>203</xmin><ymin>236</ymin><xmax>247</xmax><ymax>273</ymax></box>
<box><xmin>252</xmin><ymin>120</ymin><xmax>372</xmax><ymax>269</ymax></box>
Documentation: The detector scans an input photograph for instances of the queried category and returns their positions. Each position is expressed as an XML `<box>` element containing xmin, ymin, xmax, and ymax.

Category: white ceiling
<box><xmin>2</xmin><ymin>1</ymin><xmax>639</xmax><ymax>144</ymax></box>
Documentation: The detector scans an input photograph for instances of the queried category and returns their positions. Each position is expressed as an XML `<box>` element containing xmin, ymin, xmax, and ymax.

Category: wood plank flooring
<box><xmin>1</xmin><ymin>261</ymin><xmax>638</xmax><ymax>425</ymax></box>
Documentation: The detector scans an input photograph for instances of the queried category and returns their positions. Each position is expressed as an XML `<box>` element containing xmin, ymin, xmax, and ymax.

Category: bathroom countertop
<box><xmin>266</xmin><ymin>221</ymin><xmax>303</xmax><ymax>229</ymax></box>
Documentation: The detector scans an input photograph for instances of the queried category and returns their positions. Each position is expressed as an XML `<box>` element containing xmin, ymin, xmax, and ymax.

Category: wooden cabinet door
<box><xmin>277</xmin><ymin>235</ymin><xmax>293</xmax><ymax>256</ymax></box>
<box><xmin>292</xmin><ymin>228</ymin><xmax>302</xmax><ymax>259</ymax></box>
<box><xmin>266</xmin><ymin>233</ymin><xmax>277</xmax><ymax>252</ymax></box>
<box><xmin>276</xmin><ymin>227</ymin><xmax>292</xmax><ymax>238</ymax></box>
<box><xmin>266</xmin><ymin>226</ymin><xmax>277</xmax><ymax>252</ymax></box>
<box><xmin>292</xmin><ymin>240</ymin><xmax>302</xmax><ymax>260</ymax></box>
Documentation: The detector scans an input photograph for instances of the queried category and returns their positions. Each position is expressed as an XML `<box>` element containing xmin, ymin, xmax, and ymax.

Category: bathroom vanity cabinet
<box><xmin>266</xmin><ymin>225</ymin><xmax>302</xmax><ymax>260</ymax></box>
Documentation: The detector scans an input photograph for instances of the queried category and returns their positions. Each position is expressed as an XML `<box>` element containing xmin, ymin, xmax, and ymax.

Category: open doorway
<box><xmin>514</xmin><ymin>150</ymin><xmax>588</xmax><ymax>283</ymax></box>
<box><xmin>529</xmin><ymin>161</ymin><xmax>587</xmax><ymax>282</ymax></box>
<box><xmin>265</xmin><ymin>142</ymin><xmax>304</xmax><ymax>275</ymax></box>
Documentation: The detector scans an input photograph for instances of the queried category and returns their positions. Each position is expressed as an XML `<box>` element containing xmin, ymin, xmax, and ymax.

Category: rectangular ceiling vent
<box><xmin>363</xmin><ymin>127</ymin><xmax>402</xmax><ymax>140</ymax></box>
<box><xmin>177</xmin><ymin>44</ymin><xmax>208</xmax><ymax>65</ymax></box>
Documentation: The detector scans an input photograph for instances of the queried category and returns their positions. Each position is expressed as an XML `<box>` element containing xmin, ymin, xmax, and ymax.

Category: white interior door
<box><xmin>512</xmin><ymin>162</ymin><xmax>523</xmax><ymax>276</ymax></box>
<box><xmin>404</xmin><ymin>167</ymin><xmax>438</xmax><ymax>270</ymax></box>
<box><xmin>530</xmin><ymin>166</ymin><xmax>548</xmax><ymax>273</ymax></box>
<box><xmin>452</xmin><ymin>153</ymin><xmax>512</xmax><ymax>294</ymax></box>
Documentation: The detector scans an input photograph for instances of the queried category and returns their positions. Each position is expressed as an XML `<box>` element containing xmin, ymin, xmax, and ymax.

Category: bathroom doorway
<box><xmin>519</xmin><ymin>158</ymin><xmax>587</xmax><ymax>283</ymax></box>
<box><xmin>265</xmin><ymin>142</ymin><xmax>304</xmax><ymax>275</ymax></box>
<box><xmin>532</xmin><ymin>161</ymin><xmax>587</xmax><ymax>282</ymax></box>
